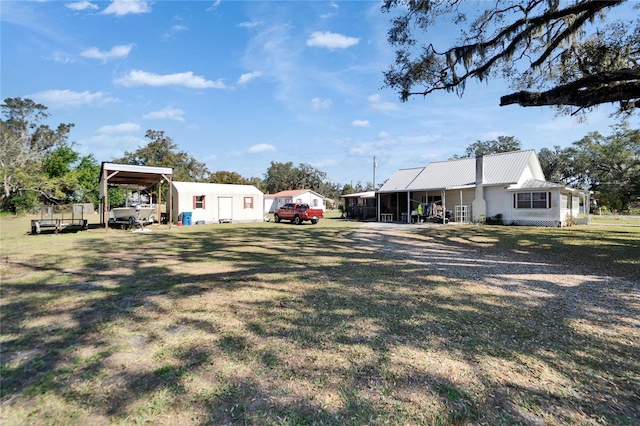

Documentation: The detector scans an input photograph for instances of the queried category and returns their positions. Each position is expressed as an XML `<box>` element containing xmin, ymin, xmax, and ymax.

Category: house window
<box><xmin>515</xmin><ymin>192</ymin><xmax>550</xmax><ymax>209</ymax></box>
<box><xmin>193</xmin><ymin>195</ymin><xmax>205</xmax><ymax>209</ymax></box>
<box><xmin>244</xmin><ymin>197</ymin><xmax>253</xmax><ymax>209</ymax></box>
<box><xmin>313</xmin><ymin>199</ymin><xmax>319</xmax><ymax>207</ymax></box>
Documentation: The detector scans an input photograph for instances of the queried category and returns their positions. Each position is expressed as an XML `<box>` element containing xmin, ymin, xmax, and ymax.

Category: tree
<box><xmin>1</xmin><ymin>98</ymin><xmax>74</xmax><ymax>212</ymax></box>
<box><xmin>114</xmin><ymin>130</ymin><xmax>209</xmax><ymax>182</ymax></box>
<box><xmin>570</xmin><ymin>124</ymin><xmax>640</xmax><ymax>211</ymax></box>
<box><xmin>382</xmin><ymin>0</ymin><xmax>640</xmax><ymax>115</ymax></box>
<box><xmin>452</xmin><ymin>136</ymin><xmax>521</xmax><ymax>159</ymax></box>
<box><xmin>207</xmin><ymin>171</ymin><xmax>250</xmax><ymax>185</ymax></box>
<box><xmin>263</xmin><ymin>162</ymin><xmax>327</xmax><ymax>194</ymax></box>
<box><xmin>538</xmin><ymin>146</ymin><xmax>575</xmax><ymax>183</ymax></box>
<box><xmin>73</xmin><ymin>154</ymin><xmax>101</xmax><ymax>206</ymax></box>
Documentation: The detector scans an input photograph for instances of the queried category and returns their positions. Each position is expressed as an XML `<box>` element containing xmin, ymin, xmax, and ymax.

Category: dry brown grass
<box><xmin>1</xmin><ymin>215</ymin><xmax>638</xmax><ymax>425</ymax></box>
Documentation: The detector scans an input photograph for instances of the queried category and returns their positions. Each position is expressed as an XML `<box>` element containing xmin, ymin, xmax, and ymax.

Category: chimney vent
<box><xmin>475</xmin><ymin>155</ymin><xmax>484</xmax><ymax>184</ymax></box>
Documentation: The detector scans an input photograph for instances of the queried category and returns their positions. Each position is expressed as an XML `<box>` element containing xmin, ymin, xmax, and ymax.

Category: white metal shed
<box><xmin>170</xmin><ymin>182</ymin><xmax>264</xmax><ymax>224</ymax></box>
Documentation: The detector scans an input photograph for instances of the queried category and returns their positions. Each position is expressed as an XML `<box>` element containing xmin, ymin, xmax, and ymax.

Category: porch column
<box><xmin>442</xmin><ymin>190</ymin><xmax>447</xmax><ymax>224</ymax></box>
<box><xmin>407</xmin><ymin>191</ymin><xmax>411</xmax><ymax>223</ymax></box>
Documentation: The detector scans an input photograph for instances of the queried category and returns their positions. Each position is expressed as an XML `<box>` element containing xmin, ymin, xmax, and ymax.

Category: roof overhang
<box><xmin>99</xmin><ymin>163</ymin><xmax>173</xmax><ymax>188</ymax></box>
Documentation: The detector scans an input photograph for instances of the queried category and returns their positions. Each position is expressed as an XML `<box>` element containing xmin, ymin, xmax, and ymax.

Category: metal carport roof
<box><xmin>99</xmin><ymin>163</ymin><xmax>173</xmax><ymax>230</ymax></box>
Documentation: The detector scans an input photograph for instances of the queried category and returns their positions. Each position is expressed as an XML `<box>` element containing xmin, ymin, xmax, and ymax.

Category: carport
<box><xmin>99</xmin><ymin>163</ymin><xmax>173</xmax><ymax>230</ymax></box>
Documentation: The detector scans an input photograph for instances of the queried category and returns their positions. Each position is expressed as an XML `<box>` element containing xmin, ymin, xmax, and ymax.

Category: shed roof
<box><xmin>341</xmin><ymin>191</ymin><xmax>376</xmax><ymax>199</ymax></box>
<box><xmin>379</xmin><ymin>150</ymin><xmax>541</xmax><ymax>192</ymax></box>
<box><xmin>172</xmin><ymin>181</ymin><xmax>263</xmax><ymax>195</ymax></box>
<box><xmin>100</xmin><ymin>162</ymin><xmax>172</xmax><ymax>187</ymax></box>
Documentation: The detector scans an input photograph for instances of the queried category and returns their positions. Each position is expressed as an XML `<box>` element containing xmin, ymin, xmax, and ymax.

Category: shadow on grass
<box><xmin>1</xmin><ymin>224</ymin><xmax>638</xmax><ymax>424</ymax></box>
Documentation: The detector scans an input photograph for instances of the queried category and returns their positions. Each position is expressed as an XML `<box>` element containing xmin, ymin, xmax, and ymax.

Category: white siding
<box><xmin>171</xmin><ymin>182</ymin><xmax>264</xmax><ymax>224</ymax></box>
<box><xmin>484</xmin><ymin>186</ymin><xmax>512</xmax><ymax>220</ymax></box>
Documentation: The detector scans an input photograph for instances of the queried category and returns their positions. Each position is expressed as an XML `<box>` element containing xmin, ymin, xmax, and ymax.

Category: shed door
<box><xmin>218</xmin><ymin>197</ymin><xmax>233</xmax><ymax>221</ymax></box>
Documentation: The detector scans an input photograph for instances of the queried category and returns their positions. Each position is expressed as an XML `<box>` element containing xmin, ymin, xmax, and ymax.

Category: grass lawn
<box><xmin>1</xmin><ymin>213</ymin><xmax>638</xmax><ymax>425</ymax></box>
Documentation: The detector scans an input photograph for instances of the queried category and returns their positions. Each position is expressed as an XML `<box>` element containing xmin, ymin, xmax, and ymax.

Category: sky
<box><xmin>1</xmin><ymin>0</ymin><xmax>636</xmax><ymax>188</ymax></box>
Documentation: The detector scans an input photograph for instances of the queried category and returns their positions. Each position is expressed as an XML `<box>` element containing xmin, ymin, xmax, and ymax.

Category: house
<box><xmin>264</xmin><ymin>189</ymin><xmax>326</xmax><ymax>213</ymax></box>
<box><xmin>170</xmin><ymin>182</ymin><xmax>264</xmax><ymax>224</ymax></box>
<box><xmin>377</xmin><ymin>150</ymin><xmax>589</xmax><ymax>227</ymax></box>
<box><xmin>341</xmin><ymin>191</ymin><xmax>376</xmax><ymax>219</ymax></box>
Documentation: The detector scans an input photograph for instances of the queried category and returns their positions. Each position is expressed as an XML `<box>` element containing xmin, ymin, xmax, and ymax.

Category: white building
<box><xmin>378</xmin><ymin>150</ymin><xmax>589</xmax><ymax>227</ymax></box>
<box><xmin>264</xmin><ymin>189</ymin><xmax>326</xmax><ymax>213</ymax></box>
<box><xmin>171</xmin><ymin>182</ymin><xmax>264</xmax><ymax>224</ymax></box>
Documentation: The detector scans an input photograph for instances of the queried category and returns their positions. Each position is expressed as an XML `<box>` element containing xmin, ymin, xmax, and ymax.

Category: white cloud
<box><xmin>143</xmin><ymin>107</ymin><xmax>186</xmax><ymax>122</ymax></box>
<box><xmin>352</xmin><ymin>119</ymin><xmax>370</xmax><ymax>128</ymax></box>
<box><xmin>206</xmin><ymin>0</ymin><xmax>222</xmax><ymax>11</ymax></box>
<box><xmin>49</xmin><ymin>51</ymin><xmax>74</xmax><ymax>63</ymax></box>
<box><xmin>163</xmin><ymin>25</ymin><xmax>188</xmax><ymax>40</ymax></box>
<box><xmin>114</xmin><ymin>70</ymin><xmax>228</xmax><ymax>89</ymax></box>
<box><xmin>102</xmin><ymin>0</ymin><xmax>150</xmax><ymax>16</ymax></box>
<box><xmin>65</xmin><ymin>1</ymin><xmax>98</xmax><ymax>11</ymax></box>
<box><xmin>78</xmin><ymin>134</ymin><xmax>146</xmax><ymax>162</ymax></box>
<box><xmin>310</xmin><ymin>97</ymin><xmax>332</xmax><ymax>111</ymax></box>
<box><xmin>81</xmin><ymin>44</ymin><xmax>133</xmax><ymax>63</ymax></box>
<box><xmin>475</xmin><ymin>131</ymin><xmax>510</xmax><ymax>140</ymax></box>
<box><xmin>368</xmin><ymin>94</ymin><xmax>400</xmax><ymax>111</ymax></box>
<box><xmin>26</xmin><ymin>90</ymin><xmax>116</xmax><ymax>108</ymax></box>
<box><xmin>247</xmin><ymin>143</ymin><xmax>276</xmax><ymax>154</ymax></box>
<box><xmin>306</xmin><ymin>31</ymin><xmax>359</xmax><ymax>49</ymax></box>
<box><xmin>237</xmin><ymin>71</ymin><xmax>262</xmax><ymax>85</ymax></box>
<box><xmin>96</xmin><ymin>123</ymin><xmax>141</xmax><ymax>134</ymax></box>
<box><xmin>238</xmin><ymin>21</ymin><xmax>263</xmax><ymax>28</ymax></box>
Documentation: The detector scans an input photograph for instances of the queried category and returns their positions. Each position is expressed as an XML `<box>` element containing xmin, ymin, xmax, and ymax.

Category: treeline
<box><xmin>0</xmin><ymin>98</ymin><xmax>370</xmax><ymax>213</ymax></box>
<box><xmin>1</xmin><ymin>98</ymin><xmax>638</xmax><ymax>214</ymax></box>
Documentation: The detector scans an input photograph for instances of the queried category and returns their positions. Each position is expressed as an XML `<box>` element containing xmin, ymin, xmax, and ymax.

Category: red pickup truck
<box><xmin>274</xmin><ymin>203</ymin><xmax>323</xmax><ymax>225</ymax></box>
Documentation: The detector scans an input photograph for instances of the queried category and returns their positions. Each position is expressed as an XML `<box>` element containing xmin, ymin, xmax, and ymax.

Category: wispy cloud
<box><xmin>65</xmin><ymin>1</ymin><xmax>98</xmax><ymax>11</ymax></box>
<box><xmin>163</xmin><ymin>25</ymin><xmax>188</xmax><ymax>40</ymax></box>
<box><xmin>228</xmin><ymin>143</ymin><xmax>276</xmax><ymax>157</ymax></box>
<box><xmin>351</xmin><ymin>119</ymin><xmax>370</xmax><ymax>128</ymax></box>
<box><xmin>238</xmin><ymin>21</ymin><xmax>263</xmax><ymax>29</ymax></box>
<box><xmin>81</xmin><ymin>44</ymin><xmax>134</xmax><ymax>63</ymax></box>
<box><xmin>114</xmin><ymin>70</ymin><xmax>228</xmax><ymax>89</ymax></box>
<box><xmin>367</xmin><ymin>94</ymin><xmax>400</xmax><ymax>112</ymax></box>
<box><xmin>310</xmin><ymin>97</ymin><xmax>332</xmax><ymax>111</ymax></box>
<box><xmin>247</xmin><ymin>143</ymin><xmax>276</xmax><ymax>154</ymax></box>
<box><xmin>49</xmin><ymin>51</ymin><xmax>74</xmax><ymax>64</ymax></box>
<box><xmin>237</xmin><ymin>71</ymin><xmax>262</xmax><ymax>85</ymax></box>
<box><xmin>206</xmin><ymin>0</ymin><xmax>222</xmax><ymax>12</ymax></box>
<box><xmin>306</xmin><ymin>31</ymin><xmax>359</xmax><ymax>49</ymax></box>
<box><xmin>102</xmin><ymin>0</ymin><xmax>151</xmax><ymax>16</ymax></box>
<box><xmin>143</xmin><ymin>107</ymin><xmax>186</xmax><ymax>122</ymax></box>
<box><xmin>26</xmin><ymin>90</ymin><xmax>117</xmax><ymax>108</ymax></box>
<box><xmin>96</xmin><ymin>123</ymin><xmax>141</xmax><ymax>135</ymax></box>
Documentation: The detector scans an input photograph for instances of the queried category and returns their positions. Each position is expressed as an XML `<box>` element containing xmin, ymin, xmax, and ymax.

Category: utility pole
<box><xmin>373</xmin><ymin>155</ymin><xmax>377</xmax><ymax>190</ymax></box>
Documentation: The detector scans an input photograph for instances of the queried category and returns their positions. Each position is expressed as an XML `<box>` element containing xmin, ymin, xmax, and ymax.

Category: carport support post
<box><xmin>102</xmin><ymin>167</ymin><xmax>108</xmax><ymax>230</ymax></box>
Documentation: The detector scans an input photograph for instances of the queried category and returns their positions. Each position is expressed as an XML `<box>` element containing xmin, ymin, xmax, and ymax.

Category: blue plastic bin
<box><xmin>181</xmin><ymin>211</ymin><xmax>192</xmax><ymax>226</ymax></box>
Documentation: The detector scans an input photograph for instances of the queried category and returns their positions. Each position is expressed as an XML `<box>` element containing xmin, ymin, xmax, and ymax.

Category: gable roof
<box><xmin>379</xmin><ymin>150</ymin><xmax>543</xmax><ymax>192</ymax></box>
<box><xmin>270</xmin><ymin>189</ymin><xmax>324</xmax><ymax>198</ymax></box>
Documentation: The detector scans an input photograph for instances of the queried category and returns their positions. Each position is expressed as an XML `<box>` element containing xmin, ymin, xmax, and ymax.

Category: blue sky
<box><xmin>1</xmin><ymin>0</ymin><xmax>632</xmax><ymax>188</ymax></box>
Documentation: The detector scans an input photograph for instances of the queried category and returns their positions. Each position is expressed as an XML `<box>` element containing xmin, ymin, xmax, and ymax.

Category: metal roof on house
<box><xmin>341</xmin><ymin>191</ymin><xmax>375</xmax><ymax>199</ymax></box>
<box><xmin>379</xmin><ymin>168</ymin><xmax>424</xmax><ymax>191</ymax></box>
<box><xmin>172</xmin><ymin>181</ymin><xmax>262</xmax><ymax>195</ymax></box>
<box><xmin>507</xmin><ymin>179</ymin><xmax>564</xmax><ymax>190</ymax></box>
<box><xmin>379</xmin><ymin>150</ymin><xmax>542</xmax><ymax>192</ymax></box>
